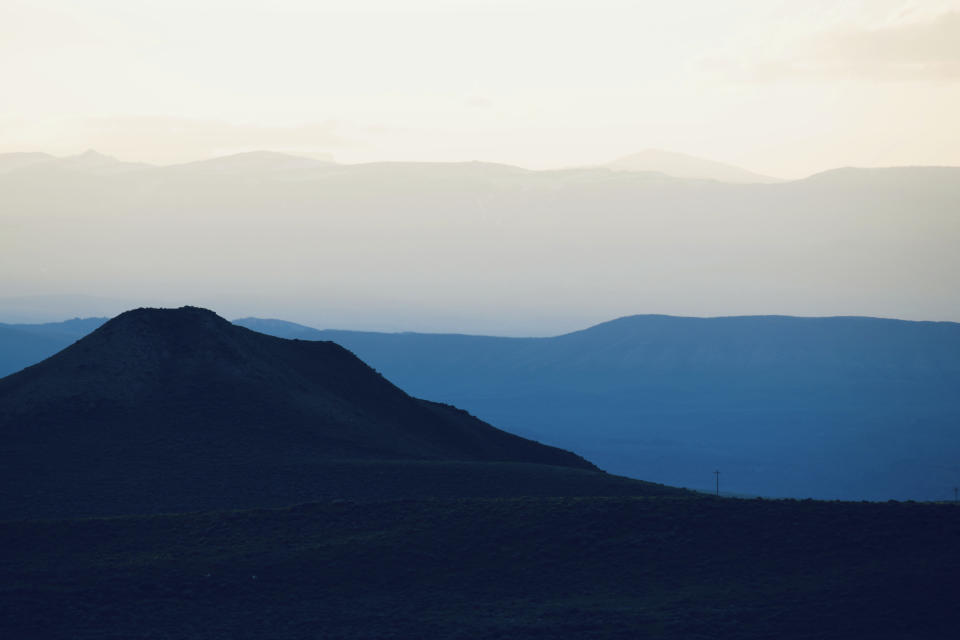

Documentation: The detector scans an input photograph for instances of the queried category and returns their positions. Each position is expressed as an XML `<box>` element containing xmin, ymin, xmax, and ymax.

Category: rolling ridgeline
<box><xmin>0</xmin><ymin>306</ymin><xmax>657</xmax><ymax>520</ymax></box>
<box><xmin>2</xmin><ymin>306</ymin><xmax>960</xmax><ymax>639</ymax></box>
<box><xmin>237</xmin><ymin>314</ymin><xmax>960</xmax><ymax>501</ymax></box>
<box><xmin>6</xmin><ymin>311</ymin><xmax>960</xmax><ymax>500</ymax></box>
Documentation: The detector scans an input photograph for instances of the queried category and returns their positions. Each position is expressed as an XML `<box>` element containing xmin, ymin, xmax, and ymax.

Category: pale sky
<box><xmin>2</xmin><ymin>0</ymin><xmax>960</xmax><ymax>178</ymax></box>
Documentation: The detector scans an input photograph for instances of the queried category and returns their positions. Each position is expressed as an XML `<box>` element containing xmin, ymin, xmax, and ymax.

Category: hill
<box><xmin>4</xmin><ymin>309</ymin><xmax>959</xmax><ymax>639</ymax></box>
<box><xmin>234</xmin><ymin>314</ymin><xmax>960</xmax><ymax>501</ymax></box>
<box><xmin>0</xmin><ymin>307</ymin><xmax>687</xmax><ymax>519</ymax></box>
<box><xmin>606</xmin><ymin>148</ymin><xmax>783</xmax><ymax>183</ymax></box>
<box><xmin>0</xmin><ymin>151</ymin><xmax>54</xmax><ymax>172</ymax></box>
<box><xmin>8</xmin><ymin>312</ymin><xmax>960</xmax><ymax>500</ymax></box>
<box><xmin>0</xmin><ymin>149</ymin><xmax>151</xmax><ymax>175</ymax></box>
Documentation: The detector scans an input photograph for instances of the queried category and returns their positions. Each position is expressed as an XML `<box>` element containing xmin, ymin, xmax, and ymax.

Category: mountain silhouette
<box><xmin>0</xmin><ymin>307</ymin><xmax>679</xmax><ymax>518</ymax></box>
<box><xmin>0</xmin><ymin>151</ymin><xmax>55</xmax><ymax>173</ymax></box>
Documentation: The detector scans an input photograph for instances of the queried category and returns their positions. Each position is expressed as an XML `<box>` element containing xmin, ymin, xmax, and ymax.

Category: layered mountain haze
<box><xmin>2</xmin><ymin>152</ymin><xmax>957</xmax><ymax>332</ymax></box>
<box><xmin>0</xmin><ymin>306</ymin><xmax>680</xmax><ymax>519</ymax></box>
<box><xmin>0</xmin><ymin>151</ymin><xmax>56</xmax><ymax>172</ymax></box>
<box><xmin>0</xmin><ymin>149</ymin><xmax>338</xmax><ymax>179</ymax></box>
<box><xmin>606</xmin><ymin>149</ymin><xmax>784</xmax><ymax>183</ymax></box>
<box><xmin>6</xmin><ymin>3</ymin><xmax>960</xmax><ymax>636</ymax></box>
<box><xmin>0</xmin><ymin>149</ymin><xmax>153</xmax><ymax>175</ymax></box>
<box><xmin>161</xmin><ymin>150</ymin><xmax>336</xmax><ymax>174</ymax></box>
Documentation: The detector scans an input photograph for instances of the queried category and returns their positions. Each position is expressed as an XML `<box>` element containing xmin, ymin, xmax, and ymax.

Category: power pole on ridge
<box><xmin>714</xmin><ymin>470</ymin><xmax>720</xmax><ymax>497</ymax></box>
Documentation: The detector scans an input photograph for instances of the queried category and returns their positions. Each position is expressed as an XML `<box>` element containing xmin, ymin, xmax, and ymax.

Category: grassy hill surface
<box><xmin>3</xmin><ymin>495</ymin><xmax>958</xmax><ymax>639</ymax></box>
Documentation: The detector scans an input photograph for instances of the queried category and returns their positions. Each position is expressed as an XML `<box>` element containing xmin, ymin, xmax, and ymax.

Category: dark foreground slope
<box><xmin>0</xmin><ymin>307</ymin><xmax>681</xmax><ymax>519</ymax></box>
<box><xmin>237</xmin><ymin>314</ymin><xmax>960</xmax><ymax>501</ymax></box>
<box><xmin>3</xmin><ymin>496</ymin><xmax>958</xmax><ymax>639</ymax></box>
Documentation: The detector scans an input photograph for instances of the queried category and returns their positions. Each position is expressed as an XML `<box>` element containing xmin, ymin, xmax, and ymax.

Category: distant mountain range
<box><xmin>0</xmin><ymin>151</ymin><xmax>56</xmax><ymax>172</ymax></box>
<box><xmin>0</xmin><ymin>148</ymin><xmax>784</xmax><ymax>183</ymax></box>
<box><xmin>2</xmin><ymin>151</ymin><xmax>957</xmax><ymax>332</ymax></box>
<box><xmin>0</xmin><ymin>317</ymin><xmax>107</xmax><ymax>376</ymax></box>
<box><xmin>1</xmin><ymin>148</ymin><xmax>771</xmax><ymax>182</ymax></box>
<box><xmin>5</xmin><ymin>311</ymin><xmax>959</xmax><ymax>501</ymax></box>
<box><xmin>232</xmin><ymin>315</ymin><xmax>960</xmax><ymax>501</ymax></box>
<box><xmin>0</xmin><ymin>149</ymin><xmax>153</xmax><ymax>175</ymax></box>
<box><xmin>606</xmin><ymin>148</ymin><xmax>783</xmax><ymax>183</ymax></box>
<box><xmin>162</xmin><ymin>150</ymin><xmax>336</xmax><ymax>174</ymax></box>
<box><xmin>238</xmin><ymin>316</ymin><xmax>960</xmax><ymax>500</ymax></box>
<box><xmin>0</xmin><ymin>149</ymin><xmax>336</xmax><ymax>178</ymax></box>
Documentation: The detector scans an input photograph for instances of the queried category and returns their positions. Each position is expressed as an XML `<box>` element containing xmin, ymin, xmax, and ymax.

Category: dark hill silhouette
<box><xmin>1</xmin><ymin>307</ymin><xmax>683</xmax><ymax>519</ymax></box>
<box><xmin>10</xmin><ymin>312</ymin><xmax>960</xmax><ymax>501</ymax></box>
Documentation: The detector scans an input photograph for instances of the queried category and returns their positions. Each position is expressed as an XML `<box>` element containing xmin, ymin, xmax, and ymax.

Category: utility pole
<box><xmin>954</xmin><ymin>487</ymin><xmax>958</xmax><ymax>504</ymax></box>
<box><xmin>714</xmin><ymin>470</ymin><xmax>720</xmax><ymax>497</ymax></box>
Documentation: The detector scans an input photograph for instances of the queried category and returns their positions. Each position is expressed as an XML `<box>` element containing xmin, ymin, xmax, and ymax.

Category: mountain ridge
<box><xmin>4</xmin><ymin>311</ymin><xmax>960</xmax><ymax>500</ymax></box>
<box><xmin>606</xmin><ymin>148</ymin><xmax>783</xmax><ymax>183</ymax></box>
<box><xmin>232</xmin><ymin>314</ymin><xmax>960</xmax><ymax>500</ymax></box>
<box><xmin>0</xmin><ymin>305</ymin><xmax>594</xmax><ymax>468</ymax></box>
<box><xmin>3</xmin><ymin>306</ymin><xmax>677</xmax><ymax>519</ymax></box>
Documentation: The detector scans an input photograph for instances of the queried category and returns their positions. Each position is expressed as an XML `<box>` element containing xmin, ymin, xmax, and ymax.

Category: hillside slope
<box><xmin>1</xmin><ymin>307</ymin><xmax>678</xmax><ymax>519</ymax></box>
<box><xmin>235</xmin><ymin>314</ymin><xmax>960</xmax><ymax>501</ymax></box>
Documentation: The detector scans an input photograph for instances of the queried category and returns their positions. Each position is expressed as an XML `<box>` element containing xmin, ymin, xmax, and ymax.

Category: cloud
<box><xmin>714</xmin><ymin>12</ymin><xmax>960</xmax><ymax>83</ymax></box>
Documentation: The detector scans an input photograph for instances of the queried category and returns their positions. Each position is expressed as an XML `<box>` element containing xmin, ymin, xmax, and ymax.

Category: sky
<box><xmin>2</xmin><ymin>0</ymin><xmax>960</xmax><ymax>178</ymax></box>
